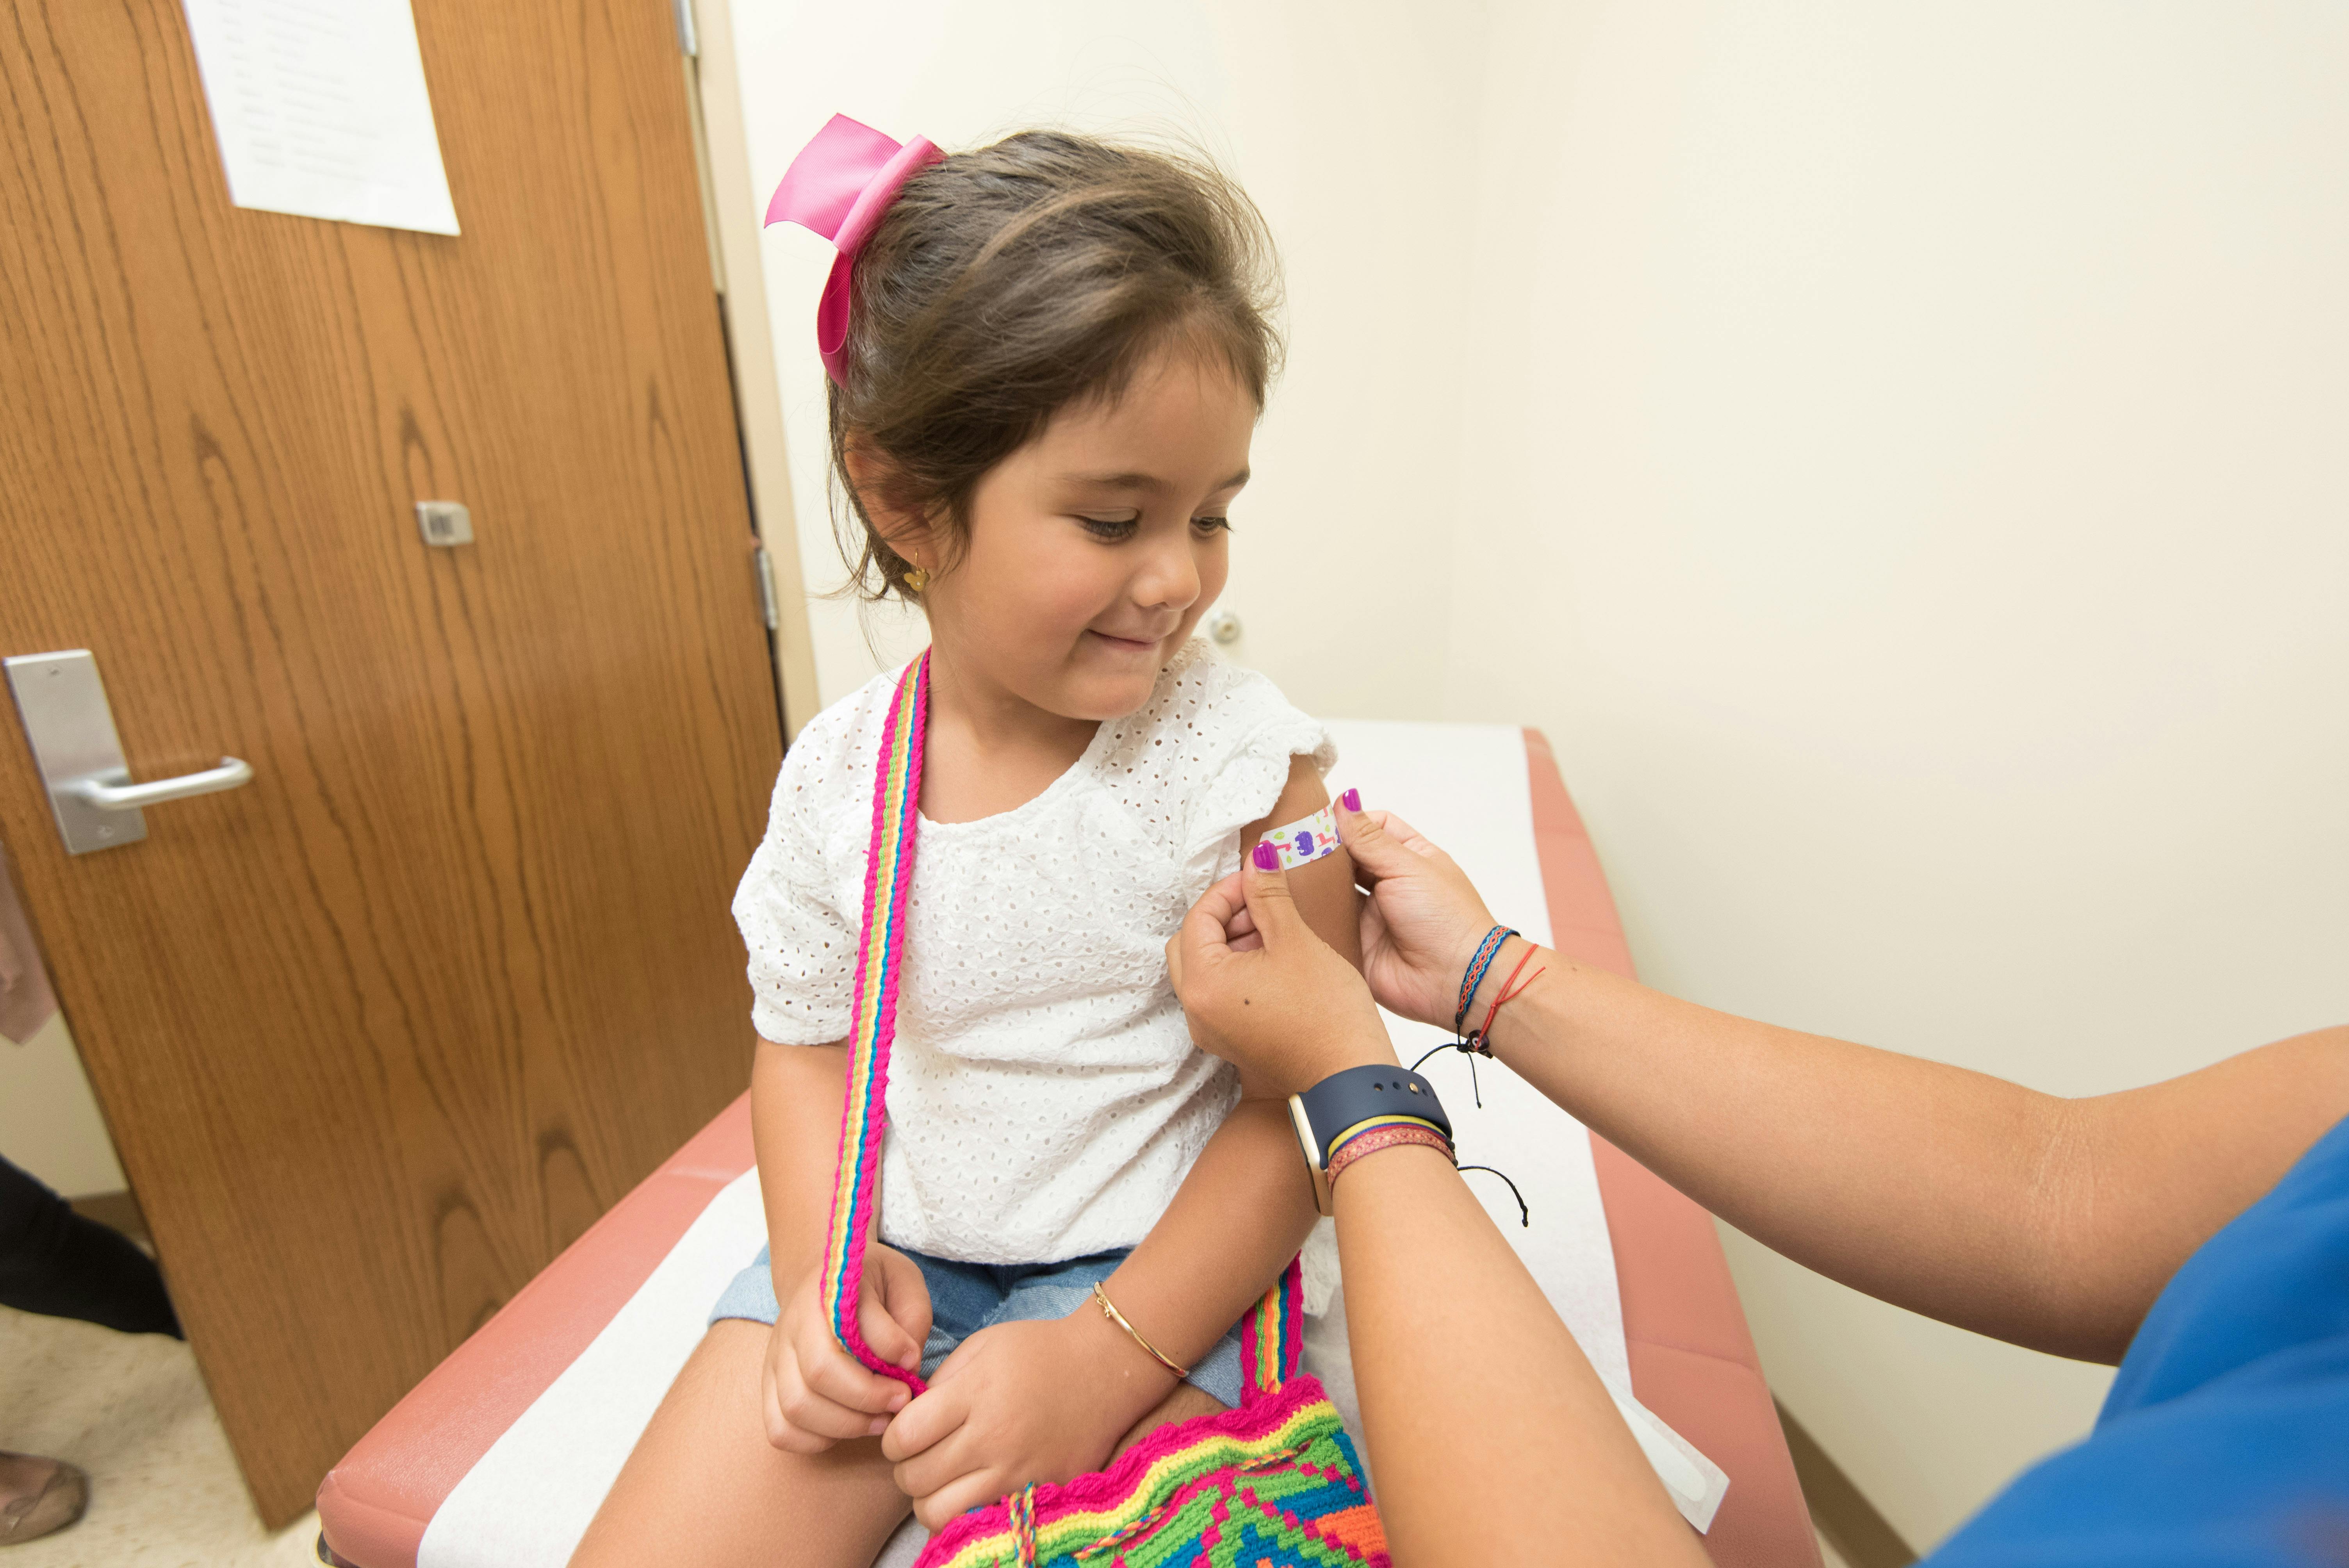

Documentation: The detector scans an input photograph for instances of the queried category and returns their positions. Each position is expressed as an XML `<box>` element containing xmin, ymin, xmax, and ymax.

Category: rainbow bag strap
<box><xmin>1240</xmin><ymin>1253</ymin><xmax>1306</xmax><ymax>1397</ymax></box>
<box><xmin>820</xmin><ymin>650</ymin><xmax>1308</xmax><ymax>1412</ymax></box>
<box><xmin>820</xmin><ymin>651</ymin><xmax>932</xmax><ymax>1393</ymax></box>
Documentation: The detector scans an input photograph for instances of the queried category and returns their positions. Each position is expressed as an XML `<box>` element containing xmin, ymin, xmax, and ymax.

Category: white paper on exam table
<box><xmin>180</xmin><ymin>0</ymin><xmax>460</xmax><ymax>235</ymax></box>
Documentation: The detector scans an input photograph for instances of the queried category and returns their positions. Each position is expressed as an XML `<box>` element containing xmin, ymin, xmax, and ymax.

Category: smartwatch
<box><xmin>1287</xmin><ymin>1064</ymin><xmax>1452</xmax><ymax>1217</ymax></box>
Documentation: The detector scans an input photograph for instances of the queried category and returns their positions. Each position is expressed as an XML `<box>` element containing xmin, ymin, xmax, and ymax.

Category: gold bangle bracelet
<box><xmin>1091</xmin><ymin>1281</ymin><xmax>1190</xmax><ymax>1381</ymax></box>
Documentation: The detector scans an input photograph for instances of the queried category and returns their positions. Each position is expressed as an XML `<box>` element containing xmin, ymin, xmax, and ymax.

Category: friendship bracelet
<box><xmin>1320</xmin><ymin>1100</ymin><xmax>1535</xmax><ymax>1229</ymax></box>
<box><xmin>1091</xmin><ymin>1281</ymin><xmax>1191</xmax><ymax>1381</ymax></box>
<box><xmin>1468</xmin><ymin>945</ymin><xmax>1547</xmax><ymax>1049</ymax></box>
<box><xmin>1326</xmin><ymin>1124</ymin><xmax>1532</xmax><ymax>1228</ymax></box>
<box><xmin>1453</xmin><ymin>927</ymin><xmax>1510</xmax><ymax>1028</ymax></box>
<box><xmin>1454</xmin><ymin>926</ymin><xmax>1516</xmax><ymax>1035</ymax></box>
<box><xmin>1420</xmin><ymin>927</ymin><xmax>1523</xmax><ymax>1105</ymax></box>
<box><xmin>1327</xmin><ymin>1122</ymin><xmax>1456</xmax><ymax>1188</ymax></box>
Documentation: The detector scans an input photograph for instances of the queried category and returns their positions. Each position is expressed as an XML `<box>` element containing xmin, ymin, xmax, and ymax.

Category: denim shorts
<box><xmin>710</xmin><ymin>1243</ymin><xmax>1245</xmax><ymax>1408</ymax></box>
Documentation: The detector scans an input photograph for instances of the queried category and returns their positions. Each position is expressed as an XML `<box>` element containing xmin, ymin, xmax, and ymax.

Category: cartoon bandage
<box><xmin>1262</xmin><ymin>807</ymin><xmax>1341</xmax><ymax>870</ymax></box>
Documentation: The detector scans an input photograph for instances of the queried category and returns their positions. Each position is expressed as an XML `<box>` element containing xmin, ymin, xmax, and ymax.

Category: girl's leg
<box><xmin>571</xmin><ymin>1319</ymin><xmax>909</xmax><ymax>1568</ymax></box>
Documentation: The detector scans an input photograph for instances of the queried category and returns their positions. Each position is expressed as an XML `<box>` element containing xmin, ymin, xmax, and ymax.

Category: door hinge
<box><xmin>752</xmin><ymin>544</ymin><xmax>781</xmax><ymax>632</ymax></box>
<box><xmin>671</xmin><ymin>0</ymin><xmax>699</xmax><ymax>56</ymax></box>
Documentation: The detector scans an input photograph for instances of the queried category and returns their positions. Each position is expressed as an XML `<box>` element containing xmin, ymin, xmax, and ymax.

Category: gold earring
<box><xmin>904</xmin><ymin>567</ymin><xmax>929</xmax><ymax>594</ymax></box>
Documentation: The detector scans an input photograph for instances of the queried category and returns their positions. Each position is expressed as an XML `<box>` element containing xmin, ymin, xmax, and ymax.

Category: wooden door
<box><xmin>0</xmin><ymin>0</ymin><xmax>781</xmax><ymax>1526</ymax></box>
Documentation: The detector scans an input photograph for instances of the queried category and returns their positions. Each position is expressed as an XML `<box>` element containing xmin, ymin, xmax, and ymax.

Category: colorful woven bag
<box><xmin>825</xmin><ymin>652</ymin><xmax>1390</xmax><ymax>1568</ymax></box>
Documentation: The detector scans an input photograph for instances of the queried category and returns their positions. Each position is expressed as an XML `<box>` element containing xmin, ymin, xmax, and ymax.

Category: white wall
<box><xmin>725</xmin><ymin>2</ymin><xmax>2349</xmax><ymax>1550</ymax></box>
<box><xmin>728</xmin><ymin>0</ymin><xmax>1486</xmax><ymax>715</ymax></box>
<box><xmin>1</xmin><ymin>1012</ymin><xmax>128</xmax><ymax>1197</ymax></box>
<box><xmin>1448</xmin><ymin>6</ymin><xmax>2349</xmax><ymax>1543</ymax></box>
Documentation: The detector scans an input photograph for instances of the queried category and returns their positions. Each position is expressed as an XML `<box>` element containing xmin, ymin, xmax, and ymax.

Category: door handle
<box><xmin>64</xmin><ymin>757</ymin><xmax>253</xmax><ymax>811</ymax></box>
<box><xmin>4</xmin><ymin>650</ymin><xmax>254</xmax><ymax>855</ymax></box>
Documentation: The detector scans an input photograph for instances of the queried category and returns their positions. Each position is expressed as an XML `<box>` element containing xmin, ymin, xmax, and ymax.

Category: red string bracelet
<box><xmin>1469</xmin><ymin>944</ymin><xmax>1547</xmax><ymax>1050</ymax></box>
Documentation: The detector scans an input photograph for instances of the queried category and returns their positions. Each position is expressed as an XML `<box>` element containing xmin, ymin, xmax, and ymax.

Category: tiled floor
<box><xmin>0</xmin><ymin>1304</ymin><xmax>319</xmax><ymax>1567</ymax></box>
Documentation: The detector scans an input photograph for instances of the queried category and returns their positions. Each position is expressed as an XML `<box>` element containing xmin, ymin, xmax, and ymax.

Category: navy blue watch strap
<box><xmin>1295</xmin><ymin>1064</ymin><xmax>1452</xmax><ymax>1171</ymax></box>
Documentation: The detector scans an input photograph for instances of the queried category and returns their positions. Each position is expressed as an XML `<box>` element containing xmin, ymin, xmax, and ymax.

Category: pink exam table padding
<box><xmin>1525</xmin><ymin>731</ymin><xmax>1820</xmax><ymax>1567</ymax></box>
<box><xmin>317</xmin><ymin>729</ymin><xmax>1818</xmax><ymax>1567</ymax></box>
<box><xmin>314</xmin><ymin>1105</ymin><xmax>758</xmax><ymax>1568</ymax></box>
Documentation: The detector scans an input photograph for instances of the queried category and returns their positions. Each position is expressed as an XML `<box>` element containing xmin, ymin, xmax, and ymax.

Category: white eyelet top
<box><xmin>734</xmin><ymin>640</ymin><xmax>1334</xmax><ymax>1264</ymax></box>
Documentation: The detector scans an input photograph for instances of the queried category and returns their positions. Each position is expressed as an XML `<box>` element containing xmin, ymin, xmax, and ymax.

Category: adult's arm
<box><xmin>1169</xmin><ymin>863</ymin><xmax>1708</xmax><ymax>1568</ymax></box>
<box><xmin>1331</xmin><ymin>798</ymin><xmax>2349</xmax><ymax>1364</ymax></box>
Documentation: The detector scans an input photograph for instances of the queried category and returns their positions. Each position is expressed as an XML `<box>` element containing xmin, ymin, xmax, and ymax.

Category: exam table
<box><xmin>315</xmin><ymin>725</ymin><xmax>1819</xmax><ymax>1568</ymax></box>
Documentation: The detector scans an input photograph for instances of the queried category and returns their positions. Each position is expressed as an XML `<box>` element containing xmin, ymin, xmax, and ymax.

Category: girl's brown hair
<box><xmin>827</xmin><ymin>130</ymin><xmax>1282</xmax><ymax>600</ymax></box>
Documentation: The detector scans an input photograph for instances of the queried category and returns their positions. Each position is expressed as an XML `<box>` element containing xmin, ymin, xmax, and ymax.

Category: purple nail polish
<box><xmin>1340</xmin><ymin>788</ymin><xmax>1361</xmax><ymax>813</ymax></box>
<box><xmin>1253</xmin><ymin>841</ymin><xmax>1279</xmax><ymax>871</ymax></box>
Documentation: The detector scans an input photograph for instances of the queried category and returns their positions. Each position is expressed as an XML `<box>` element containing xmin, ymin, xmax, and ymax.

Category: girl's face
<box><xmin>918</xmin><ymin>346</ymin><xmax>1254</xmax><ymax>723</ymax></box>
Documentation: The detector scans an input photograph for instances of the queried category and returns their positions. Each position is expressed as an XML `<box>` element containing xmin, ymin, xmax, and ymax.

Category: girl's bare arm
<box><xmin>752</xmin><ymin>1039</ymin><xmax>848</xmax><ymax>1289</ymax></box>
<box><xmin>754</xmin><ymin>1040</ymin><xmax>930</xmax><ymax>1450</ymax></box>
<box><xmin>1094</xmin><ymin>757</ymin><xmax>1356</xmax><ymax>1385</ymax></box>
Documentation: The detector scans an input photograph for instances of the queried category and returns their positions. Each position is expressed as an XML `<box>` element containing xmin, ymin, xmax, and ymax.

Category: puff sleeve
<box><xmin>1173</xmin><ymin>651</ymin><xmax>1337</xmax><ymax>893</ymax></box>
<box><xmin>731</xmin><ymin>741</ymin><xmax>858</xmax><ymax>1046</ymax></box>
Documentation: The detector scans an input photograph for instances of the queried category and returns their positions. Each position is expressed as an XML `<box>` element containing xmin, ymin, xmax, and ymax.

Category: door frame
<box><xmin>677</xmin><ymin>0</ymin><xmax>821</xmax><ymax>740</ymax></box>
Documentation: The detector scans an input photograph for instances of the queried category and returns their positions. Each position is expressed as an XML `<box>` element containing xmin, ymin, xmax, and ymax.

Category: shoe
<box><xmin>0</xmin><ymin>1452</ymin><xmax>88</xmax><ymax>1545</ymax></box>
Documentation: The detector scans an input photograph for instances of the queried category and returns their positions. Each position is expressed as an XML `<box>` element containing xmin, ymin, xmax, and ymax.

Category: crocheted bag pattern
<box><xmin>834</xmin><ymin>654</ymin><xmax>1388</xmax><ymax>1568</ymax></box>
<box><xmin>913</xmin><ymin>1260</ymin><xmax>1388</xmax><ymax>1568</ymax></box>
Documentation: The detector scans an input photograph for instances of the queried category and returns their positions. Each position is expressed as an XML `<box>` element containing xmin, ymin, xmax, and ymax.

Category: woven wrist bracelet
<box><xmin>1327</xmin><ymin>1122</ymin><xmax>1455</xmax><ymax>1188</ymax></box>
<box><xmin>1454</xmin><ymin>926</ymin><xmax>1517</xmax><ymax>1035</ymax></box>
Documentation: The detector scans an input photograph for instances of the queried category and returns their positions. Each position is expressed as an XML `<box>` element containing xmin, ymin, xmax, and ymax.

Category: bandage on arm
<box><xmin>1261</xmin><ymin>807</ymin><xmax>1341</xmax><ymax>870</ymax></box>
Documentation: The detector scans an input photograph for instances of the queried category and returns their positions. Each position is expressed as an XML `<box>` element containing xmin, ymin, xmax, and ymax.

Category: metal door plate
<box><xmin>5</xmin><ymin>651</ymin><xmax>149</xmax><ymax>854</ymax></box>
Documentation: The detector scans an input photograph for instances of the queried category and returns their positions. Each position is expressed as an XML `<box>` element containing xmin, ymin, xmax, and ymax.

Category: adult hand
<box><xmin>1168</xmin><ymin>844</ymin><xmax>1395</xmax><ymax>1094</ymax></box>
<box><xmin>882</xmin><ymin>1311</ymin><xmax>1162</xmax><ymax>1530</ymax></box>
<box><xmin>759</xmin><ymin>1242</ymin><xmax>929</xmax><ymax>1454</ymax></box>
<box><xmin>1333</xmin><ymin>794</ymin><xmax>1503</xmax><ymax>1031</ymax></box>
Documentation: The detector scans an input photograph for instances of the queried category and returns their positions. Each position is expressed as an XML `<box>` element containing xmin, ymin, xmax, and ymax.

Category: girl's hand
<box><xmin>759</xmin><ymin>1242</ymin><xmax>931</xmax><ymax>1454</ymax></box>
<box><xmin>1334</xmin><ymin>796</ymin><xmax>1502</xmax><ymax>1031</ymax></box>
<box><xmin>1169</xmin><ymin>848</ymin><xmax>1396</xmax><ymax>1094</ymax></box>
<box><xmin>881</xmin><ymin>1308</ymin><xmax>1169</xmax><ymax>1529</ymax></box>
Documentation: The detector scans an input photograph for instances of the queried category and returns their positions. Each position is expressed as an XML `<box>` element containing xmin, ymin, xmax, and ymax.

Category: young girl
<box><xmin>573</xmin><ymin>121</ymin><xmax>1358</xmax><ymax>1568</ymax></box>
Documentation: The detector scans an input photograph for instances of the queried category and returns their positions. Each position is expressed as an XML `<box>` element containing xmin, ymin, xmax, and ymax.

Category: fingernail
<box><xmin>868</xmin><ymin>1416</ymin><xmax>889</xmax><ymax>1436</ymax></box>
<box><xmin>1252</xmin><ymin>842</ymin><xmax>1279</xmax><ymax>871</ymax></box>
<box><xmin>1340</xmin><ymin>788</ymin><xmax>1361</xmax><ymax>813</ymax></box>
<box><xmin>888</xmin><ymin>1391</ymin><xmax>908</xmax><ymax>1411</ymax></box>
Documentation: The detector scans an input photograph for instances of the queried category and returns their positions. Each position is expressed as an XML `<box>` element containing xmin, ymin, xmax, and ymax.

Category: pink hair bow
<box><xmin>766</xmin><ymin>114</ymin><xmax>944</xmax><ymax>386</ymax></box>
